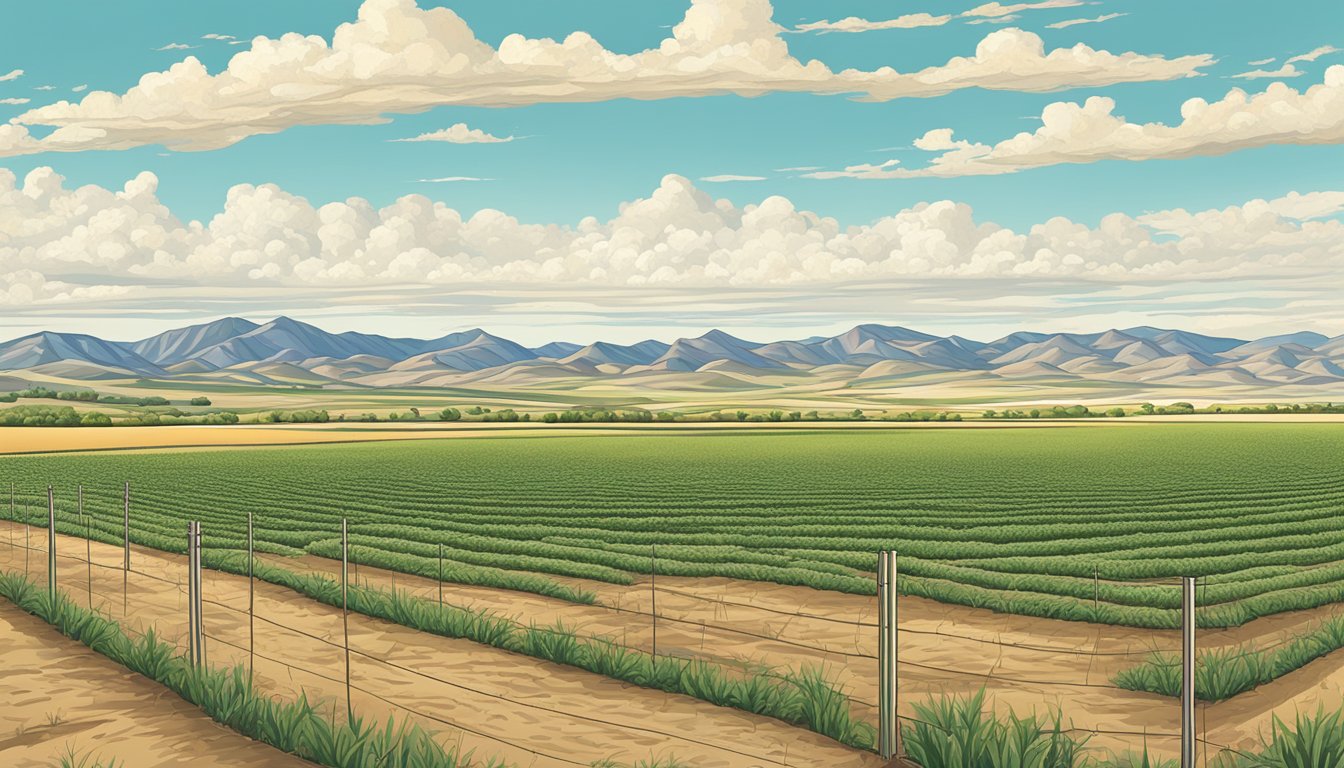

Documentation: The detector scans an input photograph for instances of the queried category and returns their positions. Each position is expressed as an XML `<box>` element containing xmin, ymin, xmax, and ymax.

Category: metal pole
<box><xmin>24</xmin><ymin>498</ymin><xmax>30</xmax><ymax>577</ymax></box>
<box><xmin>123</xmin><ymin>482</ymin><xmax>130</xmax><ymax>616</ymax></box>
<box><xmin>341</xmin><ymin>518</ymin><xmax>353</xmax><ymax>727</ymax></box>
<box><xmin>651</xmin><ymin>543</ymin><xmax>658</xmax><ymax>659</ymax></box>
<box><xmin>47</xmin><ymin>486</ymin><xmax>56</xmax><ymax>598</ymax></box>
<box><xmin>187</xmin><ymin>522</ymin><xmax>198</xmax><ymax>667</ymax></box>
<box><xmin>123</xmin><ymin>482</ymin><xmax>130</xmax><ymax>570</ymax></box>
<box><xmin>198</xmin><ymin>523</ymin><xmax>206</xmax><ymax>668</ymax></box>
<box><xmin>82</xmin><ymin>485</ymin><xmax>91</xmax><ymax>609</ymax></box>
<box><xmin>892</xmin><ymin>550</ymin><xmax>901</xmax><ymax>759</ymax></box>
<box><xmin>248</xmin><ymin>511</ymin><xmax>255</xmax><ymax>679</ymax></box>
<box><xmin>877</xmin><ymin>551</ymin><xmax>890</xmax><ymax>760</ymax></box>
<box><xmin>1182</xmin><ymin>576</ymin><xmax>1196</xmax><ymax>768</ymax></box>
<box><xmin>438</xmin><ymin>543</ymin><xmax>444</xmax><ymax>608</ymax></box>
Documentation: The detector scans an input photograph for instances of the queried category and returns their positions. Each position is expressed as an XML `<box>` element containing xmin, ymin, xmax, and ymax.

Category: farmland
<box><xmin>2</xmin><ymin>423</ymin><xmax>1343</xmax><ymax>628</ymax></box>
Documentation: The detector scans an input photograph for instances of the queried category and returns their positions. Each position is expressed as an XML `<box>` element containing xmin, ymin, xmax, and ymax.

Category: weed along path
<box><xmin>265</xmin><ymin>552</ymin><xmax>1344</xmax><ymax>764</ymax></box>
<box><xmin>0</xmin><ymin>600</ymin><xmax>314</xmax><ymax>768</ymax></box>
<box><xmin>0</xmin><ymin>528</ymin><xmax>882</xmax><ymax>768</ymax></box>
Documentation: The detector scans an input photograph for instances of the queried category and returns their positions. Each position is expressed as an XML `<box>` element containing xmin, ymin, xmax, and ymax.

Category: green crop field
<box><xmin>2</xmin><ymin>423</ymin><xmax>1342</xmax><ymax>628</ymax></box>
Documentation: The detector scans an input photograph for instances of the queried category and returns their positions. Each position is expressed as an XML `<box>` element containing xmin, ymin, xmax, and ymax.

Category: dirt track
<box><xmin>5</xmin><ymin>524</ymin><xmax>1344</xmax><ymax>765</ymax></box>
<box><xmin>0</xmin><ymin>526</ymin><xmax>882</xmax><ymax>768</ymax></box>
<box><xmin>0</xmin><ymin>599</ymin><xmax>314</xmax><ymax>768</ymax></box>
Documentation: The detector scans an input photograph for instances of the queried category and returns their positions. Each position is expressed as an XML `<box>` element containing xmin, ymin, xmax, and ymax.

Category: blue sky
<box><xmin>0</xmin><ymin>0</ymin><xmax>1341</xmax><ymax>344</ymax></box>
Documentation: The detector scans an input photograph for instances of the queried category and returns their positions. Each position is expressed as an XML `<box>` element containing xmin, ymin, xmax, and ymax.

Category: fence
<box><xmin>1</xmin><ymin>483</ymin><xmax>1341</xmax><ymax>768</ymax></box>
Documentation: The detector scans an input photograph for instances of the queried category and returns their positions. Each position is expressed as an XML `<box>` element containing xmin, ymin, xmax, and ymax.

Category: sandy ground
<box><xmin>264</xmin><ymin>552</ymin><xmax>1344</xmax><ymax>763</ymax></box>
<box><xmin>4</xmin><ymin>416</ymin><xmax>1340</xmax><ymax>456</ymax></box>
<box><xmin>0</xmin><ymin>600</ymin><xmax>314</xmax><ymax>768</ymax></box>
<box><xmin>5</xmin><ymin>525</ymin><xmax>1343</xmax><ymax>765</ymax></box>
<box><xmin>0</xmin><ymin>527</ymin><xmax>882</xmax><ymax>768</ymax></box>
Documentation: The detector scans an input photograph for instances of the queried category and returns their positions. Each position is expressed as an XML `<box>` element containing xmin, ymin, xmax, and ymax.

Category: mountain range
<box><xmin>2</xmin><ymin>317</ymin><xmax>1343</xmax><ymax>392</ymax></box>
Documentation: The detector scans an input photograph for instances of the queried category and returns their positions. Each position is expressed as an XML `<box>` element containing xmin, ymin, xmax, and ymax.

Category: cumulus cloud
<box><xmin>1046</xmin><ymin>13</ymin><xmax>1126</xmax><ymax>29</ymax></box>
<box><xmin>0</xmin><ymin>69</ymin><xmax>22</xmax><ymax>82</ymax></box>
<box><xmin>1</xmin><ymin>0</ymin><xmax>1211</xmax><ymax>158</ymax></box>
<box><xmin>807</xmin><ymin>66</ymin><xmax>1344</xmax><ymax>179</ymax></box>
<box><xmin>2</xmin><ymin>167</ymin><xmax>1340</xmax><ymax>316</ymax></box>
<box><xmin>794</xmin><ymin>13</ymin><xmax>951</xmax><ymax>34</ymax></box>
<box><xmin>391</xmin><ymin>123</ymin><xmax>513</xmax><ymax>143</ymax></box>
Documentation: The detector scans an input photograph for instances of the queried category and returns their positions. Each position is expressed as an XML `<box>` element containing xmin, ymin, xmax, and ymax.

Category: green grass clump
<box><xmin>53</xmin><ymin>745</ymin><xmax>124</xmax><ymax>768</ymax></box>
<box><xmin>901</xmin><ymin>689</ymin><xmax>1088</xmax><ymax>768</ymax></box>
<box><xmin>0</xmin><ymin>570</ymin><xmax>505</xmax><ymax>768</ymax></box>
<box><xmin>1114</xmin><ymin>614</ymin><xmax>1344</xmax><ymax>701</ymax></box>
<box><xmin>1229</xmin><ymin>707</ymin><xmax>1344</xmax><ymax>768</ymax></box>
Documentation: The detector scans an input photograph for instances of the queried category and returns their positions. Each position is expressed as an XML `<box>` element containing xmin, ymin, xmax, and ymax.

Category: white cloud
<box><xmin>202</xmin><ymin>33</ymin><xmax>235</xmax><ymax>41</ymax></box>
<box><xmin>415</xmin><ymin>176</ymin><xmax>491</xmax><ymax>182</ymax></box>
<box><xmin>775</xmin><ymin>166</ymin><xmax>821</xmax><ymax>172</ymax></box>
<box><xmin>1</xmin><ymin>168</ymin><xmax>1339</xmax><ymax>313</ymax></box>
<box><xmin>963</xmin><ymin>1</ymin><xmax>1083</xmax><ymax>19</ymax></box>
<box><xmin>700</xmin><ymin>174</ymin><xmax>767</xmax><ymax>182</ymax></box>
<box><xmin>807</xmin><ymin>66</ymin><xmax>1344</xmax><ymax>179</ymax></box>
<box><xmin>794</xmin><ymin>13</ymin><xmax>951</xmax><ymax>34</ymax></box>
<box><xmin>1249</xmin><ymin>57</ymin><xmax>1276</xmax><ymax>66</ymax></box>
<box><xmin>0</xmin><ymin>69</ymin><xmax>22</xmax><ymax>82</ymax></box>
<box><xmin>1046</xmin><ymin>13</ymin><xmax>1126</xmax><ymax>29</ymax></box>
<box><xmin>156</xmin><ymin>43</ymin><xmax>195</xmax><ymax>51</ymax></box>
<box><xmin>1</xmin><ymin>0</ymin><xmax>1211</xmax><ymax>158</ymax></box>
<box><xmin>1287</xmin><ymin>45</ymin><xmax>1340</xmax><ymax>65</ymax></box>
<box><xmin>391</xmin><ymin>123</ymin><xmax>513</xmax><ymax>144</ymax></box>
<box><xmin>71</xmin><ymin>84</ymin><xmax>87</xmax><ymax>92</ymax></box>
<box><xmin>0</xmin><ymin>98</ymin><xmax>31</xmax><ymax>106</ymax></box>
<box><xmin>34</xmin><ymin>85</ymin><xmax>55</xmax><ymax>91</ymax></box>
<box><xmin>1233</xmin><ymin>64</ymin><xmax>1302</xmax><ymax>80</ymax></box>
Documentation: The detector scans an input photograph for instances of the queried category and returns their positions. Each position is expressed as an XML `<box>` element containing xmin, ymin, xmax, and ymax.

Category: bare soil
<box><xmin>0</xmin><ymin>527</ymin><xmax>882</xmax><ymax>768</ymax></box>
<box><xmin>0</xmin><ymin>598</ymin><xmax>314</xmax><ymax>768</ymax></box>
<box><xmin>5</xmin><ymin>524</ymin><xmax>1344</xmax><ymax>765</ymax></box>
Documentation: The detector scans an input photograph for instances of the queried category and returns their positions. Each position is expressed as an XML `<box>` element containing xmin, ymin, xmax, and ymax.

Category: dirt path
<box><xmin>8</xmin><ymin>523</ymin><xmax>1344</xmax><ymax>765</ymax></box>
<box><xmin>0</xmin><ymin>599</ymin><xmax>315</xmax><ymax>768</ymax></box>
<box><xmin>0</xmin><ymin>527</ymin><xmax>882</xmax><ymax>768</ymax></box>
<box><xmin>266</xmin><ymin>552</ymin><xmax>1344</xmax><ymax>762</ymax></box>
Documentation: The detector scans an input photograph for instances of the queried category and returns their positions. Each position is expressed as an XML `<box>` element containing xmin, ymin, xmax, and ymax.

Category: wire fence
<box><xmin>1</xmin><ymin>483</ymin><xmax>1342</xmax><ymax>768</ymax></box>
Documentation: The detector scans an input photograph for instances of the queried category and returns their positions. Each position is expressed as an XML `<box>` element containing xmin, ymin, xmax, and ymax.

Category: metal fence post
<box><xmin>123</xmin><ymin>481</ymin><xmax>130</xmax><ymax>571</ymax></box>
<box><xmin>47</xmin><ymin>486</ymin><xmax>56</xmax><ymax>597</ymax></box>
<box><xmin>878</xmin><ymin>550</ymin><xmax>900</xmax><ymax>760</ymax></box>
<box><xmin>341</xmin><ymin>518</ymin><xmax>353</xmax><ymax>727</ymax></box>
<box><xmin>1182</xmin><ymin>576</ymin><xmax>1196</xmax><ymax>768</ymax></box>
<box><xmin>81</xmin><ymin>485</ymin><xmax>91</xmax><ymax>609</ymax></box>
<box><xmin>651</xmin><ymin>544</ymin><xmax>660</xmax><ymax>659</ymax></box>
<box><xmin>187</xmin><ymin>521</ymin><xmax>205</xmax><ymax>668</ymax></box>
<box><xmin>123</xmin><ymin>482</ymin><xmax>130</xmax><ymax>615</ymax></box>
<box><xmin>248</xmin><ymin>511</ymin><xmax>255</xmax><ymax>679</ymax></box>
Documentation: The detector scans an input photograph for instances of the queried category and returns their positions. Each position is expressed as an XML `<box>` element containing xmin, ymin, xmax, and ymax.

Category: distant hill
<box><xmin>2</xmin><ymin>317</ymin><xmax>1342</xmax><ymax>393</ymax></box>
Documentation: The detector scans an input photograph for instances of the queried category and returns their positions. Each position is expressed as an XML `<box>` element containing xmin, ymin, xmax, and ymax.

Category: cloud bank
<box><xmin>2</xmin><ymin>167</ymin><xmax>1340</xmax><ymax>313</ymax></box>
<box><xmin>1</xmin><ymin>0</ymin><xmax>1211</xmax><ymax>157</ymax></box>
<box><xmin>808</xmin><ymin>66</ymin><xmax>1344</xmax><ymax>179</ymax></box>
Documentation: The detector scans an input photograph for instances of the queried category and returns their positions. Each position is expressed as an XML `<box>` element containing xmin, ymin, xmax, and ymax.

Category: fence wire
<box><xmin>2</xmin><ymin>487</ymin><xmax>1342</xmax><ymax>768</ymax></box>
